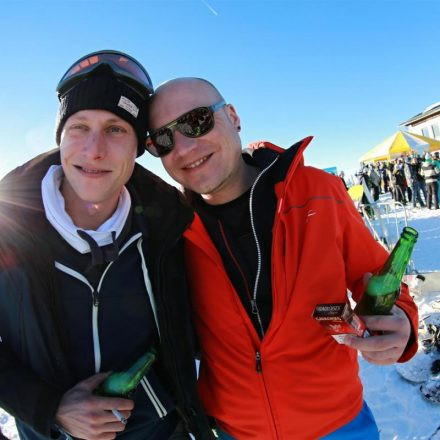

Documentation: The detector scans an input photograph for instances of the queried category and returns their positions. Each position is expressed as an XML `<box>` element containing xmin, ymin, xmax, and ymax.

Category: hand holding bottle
<box><xmin>354</xmin><ymin>227</ymin><xmax>418</xmax><ymax>316</ymax></box>
<box><xmin>55</xmin><ymin>348</ymin><xmax>157</xmax><ymax>438</ymax></box>
<box><xmin>342</xmin><ymin>305</ymin><xmax>412</xmax><ymax>365</ymax></box>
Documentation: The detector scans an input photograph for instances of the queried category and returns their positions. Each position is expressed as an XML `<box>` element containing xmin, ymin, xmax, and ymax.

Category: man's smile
<box><xmin>182</xmin><ymin>154</ymin><xmax>212</xmax><ymax>170</ymax></box>
<box><xmin>74</xmin><ymin>165</ymin><xmax>111</xmax><ymax>175</ymax></box>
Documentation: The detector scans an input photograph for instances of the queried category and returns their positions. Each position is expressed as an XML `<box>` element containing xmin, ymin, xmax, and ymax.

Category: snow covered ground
<box><xmin>1</xmin><ymin>201</ymin><xmax>439</xmax><ymax>439</ymax></box>
<box><xmin>360</xmin><ymin>281</ymin><xmax>440</xmax><ymax>440</ymax></box>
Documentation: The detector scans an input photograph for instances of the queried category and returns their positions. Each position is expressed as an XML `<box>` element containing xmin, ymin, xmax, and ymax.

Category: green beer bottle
<box><xmin>97</xmin><ymin>347</ymin><xmax>157</xmax><ymax>397</ymax></box>
<box><xmin>354</xmin><ymin>226</ymin><xmax>418</xmax><ymax>315</ymax></box>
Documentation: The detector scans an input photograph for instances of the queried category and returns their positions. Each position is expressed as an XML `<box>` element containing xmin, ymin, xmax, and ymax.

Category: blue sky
<box><xmin>1</xmin><ymin>0</ymin><xmax>440</xmax><ymax>182</ymax></box>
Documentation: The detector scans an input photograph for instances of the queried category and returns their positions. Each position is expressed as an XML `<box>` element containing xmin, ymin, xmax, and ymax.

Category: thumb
<box><xmin>77</xmin><ymin>372</ymin><xmax>111</xmax><ymax>392</ymax></box>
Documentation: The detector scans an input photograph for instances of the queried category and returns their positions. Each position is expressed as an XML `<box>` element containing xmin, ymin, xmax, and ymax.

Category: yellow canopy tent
<box><xmin>348</xmin><ymin>184</ymin><xmax>364</xmax><ymax>203</ymax></box>
<box><xmin>359</xmin><ymin>131</ymin><xmax>440</xmax><ymax>163</ymax></box>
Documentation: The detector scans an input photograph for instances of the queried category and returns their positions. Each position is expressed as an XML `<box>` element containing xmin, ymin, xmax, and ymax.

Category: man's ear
<box><xmin>225</xmin><ymin>104</ymin><xmax>241</xmax><ymax>132</ymax></box>
<box><xmin>145</xmin><ymin>136</ymin><xmax>157</xmax><ymax>157</ymax></box>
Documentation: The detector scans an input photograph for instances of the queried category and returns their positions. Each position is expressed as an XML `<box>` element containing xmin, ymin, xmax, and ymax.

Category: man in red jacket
<box><xmin>145</xmin><ymin>77</ymin><xmax>419</xmax><ymax>439</ymax></box>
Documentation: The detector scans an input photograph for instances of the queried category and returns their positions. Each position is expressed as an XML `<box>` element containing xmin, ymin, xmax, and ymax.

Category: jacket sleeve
<box><xmin>335</xmin><ymin>182</ymin><xmax>419</xmax><ymax>361</ymax></box>
<box><xmin>394</xmin><ymin>282</ymin><xmax>419</xmax><ymax>362</ymax></box>
<box><xmin>0</xmin><ymin>269</ymin><xmax>64</xmax><ymax>437</ymax></box>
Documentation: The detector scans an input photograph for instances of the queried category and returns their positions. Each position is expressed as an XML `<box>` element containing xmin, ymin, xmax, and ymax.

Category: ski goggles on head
<box><xmin>146</xmin><ymin>100</ymin><xmax>226</xmax><ymax>157</ymax></box>
<box><xmin>56</xmin><ymin>50</ymin><xmax>153</xmax><ymax>100</ymax></box>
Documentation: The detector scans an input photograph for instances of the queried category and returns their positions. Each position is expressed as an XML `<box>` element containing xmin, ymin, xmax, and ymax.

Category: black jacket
<box><xmin>0</xmin><ymin>150</ymin><xmax>214</xmax><ymax>439</ymax></box>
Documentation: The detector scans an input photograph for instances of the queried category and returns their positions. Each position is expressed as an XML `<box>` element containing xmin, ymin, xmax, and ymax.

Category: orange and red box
<box><xmin>313</xmin><ymin>303</ymin><xmax>368</xmax><ymax>343</ymax></box>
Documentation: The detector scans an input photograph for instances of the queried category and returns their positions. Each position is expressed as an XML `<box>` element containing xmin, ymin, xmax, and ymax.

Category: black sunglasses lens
<box><xmin>150</xmin><ymin>106</ymin><xmax>216</xmax><ymax>157</ymax></box>
<box><xmin>178</xmin><ymin>107</ymin><xmax>213</xmax><ymax>137</ymax></box>
<box><xmin>151</xmin><ymin>129</ymin><xmax>174</xmax><ymax>156</ymax></box>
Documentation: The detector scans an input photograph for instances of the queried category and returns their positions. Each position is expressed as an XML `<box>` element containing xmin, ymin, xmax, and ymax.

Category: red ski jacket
<box><xmin>183</xmin><ymin>137</ymin><xmax>418</xmax><ymax>439</ymax></box>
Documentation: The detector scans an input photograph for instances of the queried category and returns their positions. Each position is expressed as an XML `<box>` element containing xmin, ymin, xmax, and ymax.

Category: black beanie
<box><xmin>55</xmin><ymin>74</ymin><xmax>148</xmax><ymax>156</ymax></box>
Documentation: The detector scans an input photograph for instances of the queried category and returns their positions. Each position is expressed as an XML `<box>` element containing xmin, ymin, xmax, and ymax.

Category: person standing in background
<box><xmin>421</xmin><ymin>153</ymin><xmax>440</xmax><ymax>209</ymax></box>
<box><xmin>404</xmin><ymin>157</ymin><xmax>425</xmax><ymax>208</ymax></box>
<box><xmin>432</xmin><ymin>152</ymin><xmax>440</xmax><ymax>202</ymax></box>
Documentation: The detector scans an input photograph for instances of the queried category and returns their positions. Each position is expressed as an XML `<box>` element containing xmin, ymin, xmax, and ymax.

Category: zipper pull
<box><xmin>251</xmin><ymin>299</ymin><xmax>258</xmax><ymax>315</ymax></box>
<box><xmin>255</xmin><ymin>351</ymin><xmax>262</xmax><ymax>372</ymax></box>
<box><xmin>92</xmin><ymin>290</ymin><xmax>99</xmax><ymax>307</ymax></box>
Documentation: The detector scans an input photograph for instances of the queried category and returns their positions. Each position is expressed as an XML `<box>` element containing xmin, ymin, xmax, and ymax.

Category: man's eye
<box><xmin>108</xmin><ymin>126</ymin><xmax>126</xmax><ymax>133</ymax></box>
<box><xmin>69</xmin><ymin>124</ymin><xmax>88</xmax><ymax>131</ymax></box>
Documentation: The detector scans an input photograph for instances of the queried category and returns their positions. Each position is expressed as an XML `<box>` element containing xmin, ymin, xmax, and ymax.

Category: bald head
<box><xmin>153</xmin><ymin>77</ymin><xmax>223</xmax><ymax>105</ymax></box>
<box><xmin>154</xmin><ymin>77</ymin><xmax>224</xmax><ymax>97</ymax></box>
<box><xmin>146</xmin><ymin>77</ymin><xmax>252</xmax><ymax>204</ymax></box>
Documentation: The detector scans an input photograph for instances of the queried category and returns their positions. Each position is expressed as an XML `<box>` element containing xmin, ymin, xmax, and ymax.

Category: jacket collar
<box><xmin>184</xmin><ymin>137</ymin><xmax>314</xmax><ymax>251</ymax></box>
<box><xmin>243</xmin><ymin>136</ymin><xmax>313</xmax><ymax>187</ymax></box>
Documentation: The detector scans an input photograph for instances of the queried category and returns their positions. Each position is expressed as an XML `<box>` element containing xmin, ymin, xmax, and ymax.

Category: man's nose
<box><xmin>83</xmin><ymin>130</ymin><xmax>106</xmax><ymax>158</ymax></box>
<box><xmin>172</xmin><ymin>130</ymin><xmax>197</xmax><ymax>156</ymax></box>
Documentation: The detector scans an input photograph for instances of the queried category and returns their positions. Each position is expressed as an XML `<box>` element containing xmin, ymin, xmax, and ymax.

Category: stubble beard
<box><xmin>199</xmin><ymin>166</ymin><xmax>240</xmax><ymax>204</ymax></box>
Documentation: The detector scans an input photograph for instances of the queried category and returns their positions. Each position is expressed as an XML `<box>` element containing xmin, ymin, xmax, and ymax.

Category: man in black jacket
<box><xmin>0</xmin><ymin>51</ymin><xmax>213</xmax><ymax>440</ymax></box>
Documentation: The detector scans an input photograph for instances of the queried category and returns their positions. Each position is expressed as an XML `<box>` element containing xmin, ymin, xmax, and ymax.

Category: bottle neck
<box><xmin>378</xmin><ymin>236</ymin><xmax>416</xmax><ymax>281</ymax></box>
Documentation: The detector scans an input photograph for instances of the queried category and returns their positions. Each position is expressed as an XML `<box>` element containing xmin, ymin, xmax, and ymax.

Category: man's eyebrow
<box><xmin>68</xmin><ymin>116</ymin><xmax>127</xmax><ymax>124</ymax></box>
<box><xmin>106</xmin><ymin>117</ymin><xmax>126</xmax><ymax>124</ymax></box>
<box><xmin>68</xmin><ymin>115</ymin><xmax>88</xmax><ymax>122</ymax></box>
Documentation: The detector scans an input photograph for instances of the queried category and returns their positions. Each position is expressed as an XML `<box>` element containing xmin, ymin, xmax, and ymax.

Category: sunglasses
<box><xmin>146</xmin><ymin>100</ymin><xmax>226</xmax><ymax>157</ymax></box>
<box><xmin>56</xmin><ymin>50</ymin><xmax>153</xmax><ymax>100</ymax></box>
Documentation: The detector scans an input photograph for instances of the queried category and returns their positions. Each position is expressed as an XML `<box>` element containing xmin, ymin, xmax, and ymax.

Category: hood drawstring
<box><xmin>77</xmin><ymin>229</ymin><xmax>119</xmax><ymax>267</ymax></box>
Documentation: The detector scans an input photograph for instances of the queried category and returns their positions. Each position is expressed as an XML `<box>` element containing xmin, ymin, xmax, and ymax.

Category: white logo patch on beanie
<box><xmin>118</xmin><ymin>95</ymin><xmax>139</xmax><ymax>118</ymax></box>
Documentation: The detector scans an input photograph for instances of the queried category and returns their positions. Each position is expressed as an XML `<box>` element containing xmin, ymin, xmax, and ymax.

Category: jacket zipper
<box><xmin>248</xmin><ymin>156</ymin><xmax>281</xmax><ymax>439</ymax></box>
<box><xmin>248</xmin><ymin>155</ymin><xmax>279</xmax><ymax>339</ymax></box>
<box><xmin>54</xmin><ymin>232</ymin><xmax>145</xmax><ymax>373</ymax></box>
<box><xmin>54</xmin><ymin>262</ymin><xmax>102</xmax><ymax>373</ymax></box>
<box><xmin>186</xmin><ymin>142</ymin><xmax>310</xmax><ymax>439</ymax></box>
<box><xmin>186</xmin><ymin>225</ymin><xmax>278</xmax><ymax>439</ymax></box>
<box><xmin>255</xmin><ymin>350</ymin><xmax>262</xmax><ymax>372</ymax></box>
<box><xmin>55</xmin><ymin>232</ymin><xmax>170</xmax><ymax>416</ymax></box>
<box><xmin>254</xmin><ymin>350</ymin><xmax>280</xmax><ymax>439</ymax></box>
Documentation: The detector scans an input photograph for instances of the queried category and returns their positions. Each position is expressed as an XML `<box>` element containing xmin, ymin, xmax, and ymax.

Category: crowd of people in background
<box><xmin>350</xmin><ymin>151</ymin><xmax>440</xmax><ymax>210</ymax></box>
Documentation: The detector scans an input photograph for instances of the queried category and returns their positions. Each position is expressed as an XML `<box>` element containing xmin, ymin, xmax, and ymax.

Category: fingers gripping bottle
<box><xmin>97</xmin><ymin>347</ymin><xmax>157</xmax><ymax>397</ymax></box>
<box><xmin>354</xmin><ymin>226</ymin><xmax>418</xmax><ymax>316</ymax></box>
